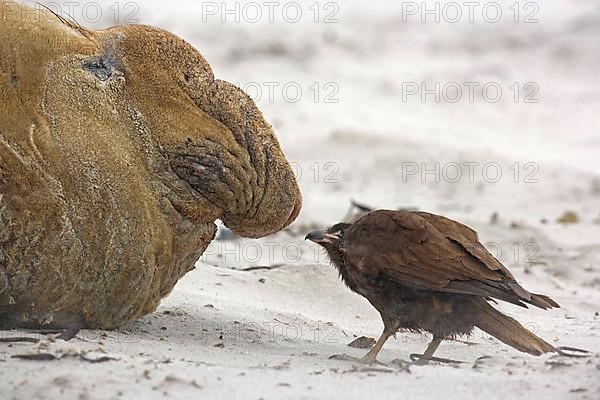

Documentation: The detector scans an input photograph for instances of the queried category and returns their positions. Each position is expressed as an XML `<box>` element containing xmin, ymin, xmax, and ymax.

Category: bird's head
<box><xmin>306</xmin><ymin>223</ymin><xmax>353</xmax><ymax>282</ymax></box>
<box><xmin>305</xmin><ymin>223</ymin><xmax>351</xmax><ymax>251</ymax></box>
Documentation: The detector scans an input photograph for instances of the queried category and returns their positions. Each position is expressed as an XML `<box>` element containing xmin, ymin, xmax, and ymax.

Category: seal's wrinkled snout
<box><xmin>0</xmin><ymin>1</ymin><xmax>303</xmax><ymax>329</ymax></box>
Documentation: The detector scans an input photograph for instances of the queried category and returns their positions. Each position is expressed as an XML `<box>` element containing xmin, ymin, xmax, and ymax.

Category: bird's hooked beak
<box><xmin>305</xmin><ymin>229</ymin><xmax>339</xmax><ymax>245</ymax></box>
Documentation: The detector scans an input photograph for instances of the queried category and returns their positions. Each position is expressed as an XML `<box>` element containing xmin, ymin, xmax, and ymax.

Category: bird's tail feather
<box><xmin>528</xmin><ymin>292</ymin><xmax>560</xmax><ymax>309</ymax></box>
<box><xmin>506</xmin><ymin>282</ymin><xmax>560</xmax><ymax>309</ymax></box>
<box><xmin>471</xmin><ymin>299</ymin><xmax>556</xmax><ymax>355</ymax></box>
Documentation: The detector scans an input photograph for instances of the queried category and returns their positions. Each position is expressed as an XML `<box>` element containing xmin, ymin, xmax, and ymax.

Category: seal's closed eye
<box><xmin>84</xmin><ymin>58</ymin><xmax>113</xmax><ymax>81</ymax></box>
<box><xmin>83</xmin><ymin>46</ymin><xmax>119</xmax><ymax>81</ymax></box>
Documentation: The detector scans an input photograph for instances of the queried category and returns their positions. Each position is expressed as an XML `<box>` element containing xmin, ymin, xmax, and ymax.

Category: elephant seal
<box><xmin>0</xmin><ymin>1</ymin><xmax>301</xmax><ymax>329</ymax></box>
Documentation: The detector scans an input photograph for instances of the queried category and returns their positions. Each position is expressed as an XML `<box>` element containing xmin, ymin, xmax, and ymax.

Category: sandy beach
<box><xmin>1</xmin><ymin>0</ymin><xmax>599</xmax><ymax>399</ymax></box>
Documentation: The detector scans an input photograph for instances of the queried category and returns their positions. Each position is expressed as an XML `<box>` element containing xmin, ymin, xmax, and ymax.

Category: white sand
<box><xmin>2</xmin><ymin>1</ymin><xmax>599</xmax><ymax>399</ymax></box>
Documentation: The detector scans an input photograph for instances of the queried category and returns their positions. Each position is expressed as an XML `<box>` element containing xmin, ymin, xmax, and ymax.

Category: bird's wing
<box><xmin>413</xmin><ymin>211</ymin><xmax>479</xmax><ymax>242</ymax></box>
<box><xmin>343</xmin><ymin>210</ymin><xmax>533</xmax><ymax>307</ymax></box>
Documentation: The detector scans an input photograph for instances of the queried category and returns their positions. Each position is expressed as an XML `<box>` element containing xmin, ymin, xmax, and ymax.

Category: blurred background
<box><xmin>32</xmin><ymin>0</ymin><xmax>600</xmax><ymax>266</ymax></box>
<box><xmin>38</xmin><ymin>0</ymin><xmax>598</xmax><ymax>207</ymax></box>
<box><xmin>32</xmin><ymin>0</ymin><xmax>600</xmax><ymax>268</ymax></box>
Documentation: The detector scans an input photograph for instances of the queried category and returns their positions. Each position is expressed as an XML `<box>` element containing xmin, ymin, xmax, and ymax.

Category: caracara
<box><xmin>306</xmin><ymin>209</ymin><xmax>573</xmax><ymax>364</ymax></box>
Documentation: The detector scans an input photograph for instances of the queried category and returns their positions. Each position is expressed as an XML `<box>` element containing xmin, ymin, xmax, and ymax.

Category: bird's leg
<box><xmin>410</xmin><ymin>337</ymin><xmax>442</xmax><ymax>365</ymax></box>
<box><xmin>410</xmin><ymin>337</ymin><xmax>465</xmax><ymax>365</ymax></box>
<box><xmin>359</xmin><ymin>330</ymin><xmax>392</xmax><ymax>364</ymax></box>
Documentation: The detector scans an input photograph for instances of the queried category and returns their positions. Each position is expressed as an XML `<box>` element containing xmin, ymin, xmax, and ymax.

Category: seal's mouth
<box><xmin>244</xmin><ymin>189</ymin><xmax>302</xmax><ymax>238</ymax></box>
<box><xmin>226</xmin><ymin>188</ymin><xmax>302</xmax><ymax>239</ymax></box>
<box><xmin>165</xmin><ymin>138</ymin><xmax>301</xmax><ymax>239</ymax></box>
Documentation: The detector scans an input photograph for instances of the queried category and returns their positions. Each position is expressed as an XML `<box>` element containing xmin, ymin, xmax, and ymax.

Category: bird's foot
<box><xmin>409</xmin><ymin>353</ymin><xmax>465</xmax><ymax>365</ymax></box>
<box><xmin>556</xmin><ymin>346</ymin><xmax>590</xmax><ymax>358</ymax></box>
<box><xmin>328</xmin><ymin>353</ymin><xmax>384</xmax><ymax>366</ymax></box>
<box><xmin>359</xmin><ymin>354</ymin><xmax>383</xmax><ymax>365</ymax></box>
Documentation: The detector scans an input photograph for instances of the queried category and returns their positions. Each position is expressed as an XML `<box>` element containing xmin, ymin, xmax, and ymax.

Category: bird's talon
<box><xmin>410</xmin><ymin>353</ymin><xmax>464</xmax><ymax>365</ymax></box>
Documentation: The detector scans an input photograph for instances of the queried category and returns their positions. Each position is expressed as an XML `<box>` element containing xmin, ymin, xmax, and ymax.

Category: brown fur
<box><xmin>0</xmin><ymin>2</ymin><xmax>301</xmax><ymax>328</ymax></box>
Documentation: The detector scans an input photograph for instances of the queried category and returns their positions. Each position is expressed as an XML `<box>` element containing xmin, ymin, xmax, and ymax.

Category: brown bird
<box><xmin>306</xmin><ymin>209</ymin><xmax>569</xmax><ymax>364</ymax></box>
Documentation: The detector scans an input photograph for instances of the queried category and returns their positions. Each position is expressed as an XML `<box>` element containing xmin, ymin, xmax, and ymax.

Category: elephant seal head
<box><xmin>89</xmin><ymin>24</ymin><xmax>302</xmax><ymax>238</ymax></box>
<box><xmin>0</xmin><ymin>2</ymin><xmax>301</xmax><ymax>328</ymax></box>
